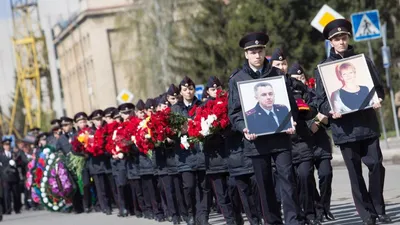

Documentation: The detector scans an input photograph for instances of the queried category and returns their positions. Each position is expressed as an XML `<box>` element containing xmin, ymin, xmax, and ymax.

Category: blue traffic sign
<box><xmin>351</xmin><ymin>10</ymin><xmax>381</xmax><ymax>42</ymax></box>
<box><xmin>195</xmin><ymin>84</ymin><xmax>205</xmax><ymax>100</ymax></box>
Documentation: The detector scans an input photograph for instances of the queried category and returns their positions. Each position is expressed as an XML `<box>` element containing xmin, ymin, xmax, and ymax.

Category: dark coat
<box><xmin>154</xmin><ymin>145</ymin><xmax>169</xmax><ymax>176</ymax></box>
<box><xmin>314</xmin><ymin>46</ymin><xmax>384</xmax><ymax>145</ymax></box>
<box><xmin>225</xmin><ymin>130</ymin><xmax>254</xmax><ymax>177</ymax></box>
<box><xmin>0</xmin><ymin>151</ymin><xmax>21</xmax><ymax>183</ymax></box>
<box><xmin>228</xmin><ymin>61</ymin><xmax>299</xmax><ymax>156</ymax></box>
<box><xmin>126</xmin><ymin>146</ymin><xmax>140</xmax><ymax>180</ymax></box>
<box><xmin>139</xmin><ymin>152</ymin><xmax>156</xmax><ymax>176</ymax></box>
<box><xmin>111</xmin><ymin>158</ymin><xmax>127</xmax><ymax>186</ymax></box>
<box><xmin>171</xmin><ymin>97</ymin><xmax>206</xmax><ymax>172</ymax></box>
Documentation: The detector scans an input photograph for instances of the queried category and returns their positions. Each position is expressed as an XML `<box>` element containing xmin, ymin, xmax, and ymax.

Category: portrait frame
<box><xmin>318</xmin><ymin>54</ymin><xmax>379</xmax><ymax>115</ymax></box>
<box><xmin>237</xmin><ymin>76</ymin><xmax>294</xmax><ymax>136</ymax></box>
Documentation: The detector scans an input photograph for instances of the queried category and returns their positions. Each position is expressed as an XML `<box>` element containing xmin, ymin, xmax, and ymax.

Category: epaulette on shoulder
<box><xmin>229</xmin><ymin>68</ymin><xmax>240</xmax><ymax>80</ymax></box>
<box><xmin>245</xmin><ymin>108</ymin><xmax>256</xmax><ymax>116</ymax></box>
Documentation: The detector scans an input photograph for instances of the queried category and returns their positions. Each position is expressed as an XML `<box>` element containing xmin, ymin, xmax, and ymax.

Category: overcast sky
<box><xmin>0</xmin><ymin>0</ymin><xmax>79</xmax><ymax>116</ymax></box>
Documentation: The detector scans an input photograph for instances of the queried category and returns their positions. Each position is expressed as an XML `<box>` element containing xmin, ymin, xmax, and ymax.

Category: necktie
<box><xmin>256</xmin><ymin>70</ymin><xmax>261</xmax><ymax>78</ymax></box>
<box><xmin>267</xmin><ymin>112</ymin><xmax>278</xmax><ymax>130</ymax></box>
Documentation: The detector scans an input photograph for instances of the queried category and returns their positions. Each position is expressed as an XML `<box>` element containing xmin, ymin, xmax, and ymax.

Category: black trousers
<box><xmin>171</xmin><ymin>174</ymin><xmax>188</xmax><ymax>218</ymax></box>
<box><xmin>181</xmin><ymin>171</ymin><xmax>210</xmax><ymax>219</ymax></box>
<box><xmin>227</xmin><ymin>176</ymin><xmax>243</xmax><ymax>222</ymax></box>
<box><xmin>340</xmin><ymin>137</ymin><xmax>386</xmax><ymax>221</ymax></box>
<box><xmin>93</xmin><ymin>174</ymin><xmax>115</xmax><ymax>212</ymax></box>
<box><xmin>313</xmin><ymin>158</ymin><xmax>333</xmax><ymax>216</ymax></box>
<box><xmin>142</xmin><ymin>175</ymin><xmax>163</xmax><ymax>218</ymax></box>
<box><xmin>294</xmin><ymin>160</ymin><xmax>316</xmax><ymax>220</ymax></box>
<box><xmin>234</xmin><ymin>174</ymin><xmax>259</xmax><ymax>225</ymax></box>
<box><xmin>251</xmin><ymin>150</ymin><xmax>301</xmax><ymax>225</ymax></box>
<box><xmin>128</xmin><ymin>179</ymin><xmax>145</xmax><ymax>214</ymax></box>
<box><xmin>159</xmin><ymin>175</ymin><xmax>178</xmax><ymax>218</ymax></box>
<box><xmin>157</xmin><ymin>176</ymin><xmax>169</xmax><ymax>217</ymax></box>
<box><xmin>2</xmin><ymin>181</ymin><xmax>21</xmax><ymax>213</ymax></box>
<box><xmin>209</xmin><ymin>173</ymin><xmax>235</xmax><ymax>224</ymax></box>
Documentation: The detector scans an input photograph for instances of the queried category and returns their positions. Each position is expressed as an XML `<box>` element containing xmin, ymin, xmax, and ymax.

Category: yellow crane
<box><xmin>8</xmin><ymin>0</ymin><xmax>53</xmax><ymax>137</ymax></box>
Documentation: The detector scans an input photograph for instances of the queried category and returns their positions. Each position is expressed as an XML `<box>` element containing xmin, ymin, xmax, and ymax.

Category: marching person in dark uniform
<box><xmin>155</xmin><ymin>95</ymin><xmax>182</xmax><ymax>224</ymax></box>
<box><xmin>245</xmin><ymin>82</ymin><xmax>292</xmax><ymax>134</ymax></box>
<box><xmin>203</xmin><ymin>76</ymin><xmax>237</xmax><ymax>225</ymax></box>
<box><xmin>124</xmin><ymin>102</ymin><xmax>145</xmax><ymax>219</ymax></box>
<box><xmin>271</xmin><ymin>48</ymin><xmax>289</xmax><ymax>74</ymax></box>
<box><xmin>167</xmin><ymin>84</ymin><xmax>180</xmax><ymax>105</ymax></box>
<box><xmin>0</xmin><ymin>138</ymin><xmax>23</xmax><ymax>214</ymax></box>
<box><xmin>315</xmin><ymin>19</ymin><xmax>391</xmax><ymax>225</ymax></box>
<box><xmin>139</xmin><ymin>99</ymin><xmax>165</xmax><ymax>221</ymax></box>
<box><xmin>228</xmin><ymin>32</ymin><xmax>302</xmax><ymax>225</ymax></box>
<box><xmin>47</xmin><ymin>119</ymin><xmax>62</xmax><ymax>148</ymax></box>
<box><xmin>56</xmin><ymin>116</ymin><xmax>84</xmax><ymax>214</ymax></box>
<box><xmin>112</xmin><ymin>104</ymin><xmax>132</xmax><ymax>217</ymax></box>
<box><xmin>164</xmin><ymin>90</ymin><xmax>189</xmax><ymax>223</ymax></box>
<box><xmin>287</xmin><ymin>63</ymin><xmax>320</xmax><ymax>225</ymax></box>
<box><xmin>171</xmin><ymin>76</ymin><xmax>210</xmax><ymax>225</ymax></box>
<box><xmin>269</xmin><ymin>48</ymin><xmax>289</xmax><ymax>209</ymax></box>
<box><xmin>102</xmin><ymin>107</ymin><xmax>122</xmax><ymax>213</ymax></box>
<box><xmin>73</xmin><ymin>112</ymin><xmax>96</xmax><ymax>213</ymax></box>
<box><xmin>291</xmin><ymin>64</ymin><xmax>334</xmax><ymax>222</ymax></box>
<box><xmin>88</xmin><ymin>109</ymin><xmax>113</xmax><ymax>215</ymax></box>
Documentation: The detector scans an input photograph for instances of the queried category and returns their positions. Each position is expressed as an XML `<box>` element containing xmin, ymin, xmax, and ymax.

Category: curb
<box><xmin>331</xmin><ymin>149</ymin><xmax>400</xmax><ymax>167</ymax></box>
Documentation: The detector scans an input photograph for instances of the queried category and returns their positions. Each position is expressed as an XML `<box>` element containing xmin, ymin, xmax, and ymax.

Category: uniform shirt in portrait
<box><xmin>260</xmin><ymin>106</ymin><xmax>279</xmax><ymax>126</ymax></box>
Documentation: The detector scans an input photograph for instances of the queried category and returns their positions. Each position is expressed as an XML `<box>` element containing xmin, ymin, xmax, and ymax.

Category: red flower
<box><xmin>306</xmin><ymin>78</ymin><xmax>315</xmax><ymax>89</ymax></box>
<box><xmin>35</xmin><ymin>168</ymin><xmax>43</xmax><ymax>186</ymax></box>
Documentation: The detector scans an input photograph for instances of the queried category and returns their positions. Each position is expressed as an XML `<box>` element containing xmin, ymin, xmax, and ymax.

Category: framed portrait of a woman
<box><xmin>317</xmin><ymin>54</ymin><xmax>379</xmax><ymax>115</ymax></box>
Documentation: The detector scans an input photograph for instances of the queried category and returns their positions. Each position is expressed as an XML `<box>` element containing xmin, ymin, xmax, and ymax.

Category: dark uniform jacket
<box><xmin>228</xmin><ymin>61</ymin><xmax>299</xmax><ymax>156</ymax></box>
<box><xmin>89</xmin><ymin>127</ymin><xmax>112</xmax><ymax>175</ymax></box>
<box><xmin>139</xmin><ymin>152</ymin><xmax>156</xmax><ymax>176</ymax></box>
<box><xmin>245</xmin><ymin>103</ymin><xmax>291</xmax><ymax>135</ymax></box>
<box><xmin>0</xmin><ymin>151</ymin><xmax>22</xmax><ymax>183</ymax></box>
<box><xmin>201</xmin><ymin>99</ymin><xmax>229</xmax><ymax>174</ymax></box>
<box><xmin>314</xmin><ymin>46</ymin><xmax>384</xmax><ymax>145</ymax></box>
<box><xmin>171</xmin><ymin>97</ymin><xmax>206</xmax><ymax>172</ymax></box>
<box><xmin>288</xmin><ymin>77</ymin><xmax>317</xmax><ymax>164</ymax></box>
<box><xmin>154</xmin><ymin>144</ymin><xmax>171</xmax><ymax>176</ymax></box>
<box><xmin>126</xmin><ymin>145</ymin><xmax>140</xmax><ymax>180</ymax></box>
<box><xmin>56</xmin><ymin>129</ymin><xmax>77</xmax><ymax>156</ymax></box>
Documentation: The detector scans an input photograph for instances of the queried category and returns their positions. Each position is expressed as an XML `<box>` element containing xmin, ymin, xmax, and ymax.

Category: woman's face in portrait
<box><xmin>339</xmin><ymin>67</ymin><xmax>356</xmax><ymax>84</ymax></box>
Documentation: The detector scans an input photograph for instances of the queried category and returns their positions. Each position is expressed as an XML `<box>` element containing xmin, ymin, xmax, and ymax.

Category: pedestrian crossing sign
<box><xmin>117</xmin><ymin>89</ymin><xmax>134</xmax><ymax>103</ymax></box>
<box><xmin>351</xmin><ymin>10</ymin><xmax>381</xmax><ymax>42</ymax></box>
<box><xmin>311</xmin><ymin>4</ymin><xmax>344</xmax><ymax>33</ymax></box>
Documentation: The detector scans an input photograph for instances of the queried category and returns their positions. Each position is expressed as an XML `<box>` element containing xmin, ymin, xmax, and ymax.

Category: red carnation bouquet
<box><xmin>181</xmin><ymin>90</ymin><xmax>229</xmax><ymax>149</ymax></box>
<box><xmin>87</xmin><ymin>127</ymin><xmax>106</xmax><ymax>157</ymax></box>
<box><xmin>133</xmin><ymin>108</ymin><xmax>186</xmax><ymax>156</ymax></box>
<box><xmin>71</xmin><ymin>127</ymin><xmax>94</xmax><ymax>153</ymax></box>
<box><xmin>104</xmin><ymin>121</ymin><xmax>120</xmax><ymax>156</ymax></box>
<box><xmin>306</xmin><ymin>78</ymin><xmax>315</xmax><ymax>89</ymax></box>
<box><xmin>113</xmin><ymin>117</ymin><xmax>141</xmax><ymax>159</ymax></box>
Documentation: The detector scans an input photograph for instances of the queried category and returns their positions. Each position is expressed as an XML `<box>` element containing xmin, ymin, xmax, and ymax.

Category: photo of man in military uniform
<box><xmin>242</xmin><ymin>80</ymin><xmax>292</xmax><ymax>135</ymax></box>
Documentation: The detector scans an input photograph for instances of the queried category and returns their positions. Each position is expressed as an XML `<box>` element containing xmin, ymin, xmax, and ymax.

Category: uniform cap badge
<box><xmin>255</xmin><ymin>40</ymin><xmax>259</xmax><ymax>45</ymax></box>
<box><xmin>297</xmin><ymin>69</ymin><xmax>301</xmax><ymax>74</ymax></box>
<box><xmin>279</xmin><ymin>56</ymin><xmax>283</xmax><ymax>61</ymax></box>
<box><xmin>338</xmin><ymin>27</ymin><xmax>342</xmax><ymax>31</ymax></box>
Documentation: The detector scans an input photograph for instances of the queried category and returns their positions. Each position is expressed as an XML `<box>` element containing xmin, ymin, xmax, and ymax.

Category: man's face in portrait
<box><xmin>255</xmin><ymin>85</ymin><xmax>275</xmax><ymax>110</ymax></box>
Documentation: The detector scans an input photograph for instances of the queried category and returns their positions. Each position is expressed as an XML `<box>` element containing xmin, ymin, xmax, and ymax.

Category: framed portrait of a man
<box><xmin>237</xmin><ymin>76</ymin><xmax>294</xmax><ymax>136</ymax></box>
<box><xmin>317</xmin><ymin>54</ymin><xmax>379</xmax><ymax>115</ymax></box>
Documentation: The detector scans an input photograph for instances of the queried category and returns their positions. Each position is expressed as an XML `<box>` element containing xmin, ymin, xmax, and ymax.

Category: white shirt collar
<box><xmin>249</xmin><ymin>64</ymin><xmax>263</xmax><ymax>74</ymax></box>
<box><xmin>260</xmin><ymin>105</ymin><xmax>274</xmax><ymax>115</ymax></box>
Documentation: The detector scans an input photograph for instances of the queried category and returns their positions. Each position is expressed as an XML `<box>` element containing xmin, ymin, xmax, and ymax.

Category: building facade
<box><xmin>52</xmin><ymin>0</ymin><xmax>136</xmax><ymax>116</ymax></box>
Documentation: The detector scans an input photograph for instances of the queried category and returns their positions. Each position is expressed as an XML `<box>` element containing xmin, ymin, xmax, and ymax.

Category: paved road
<box><xmin>2</xmin><ymin>164</ymin><xmax>400</xmax><ymax>225</ymax></box>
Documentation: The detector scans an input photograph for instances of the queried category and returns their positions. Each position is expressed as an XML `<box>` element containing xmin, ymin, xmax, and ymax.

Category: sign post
<box><xmin>351</xmin><ymin>10</ymin><xmax>394</xmax><ymax>145</ymax></box>
<box><xmin>195</xmin><ymin>85</ymin><xmax>205</xmax><ymax>100</ymax></box>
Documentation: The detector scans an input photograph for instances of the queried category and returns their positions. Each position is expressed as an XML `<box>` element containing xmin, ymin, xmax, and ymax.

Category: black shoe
<box><xmin>135</xmin><ymin>212</ymin><xmax>143</xmax><ymax>218</ymax></box>
<box><xmin>85</xmin><ymin>208</ymin><xmax>92</xmax><ymax>213</ymax></box>
<box><xmin>173</xmin><ymin>216</ymin><xmax>181</xmax><ymax>225</ymax></box>
<box><xmin>307</xmin><ymin>219</ymin><xmax>321</xmax><ymax>225</ymax></box>
<box><xmin>378</xmin><ymin>215</ymin><xmax>392</xmax><ymax>224</ymax></box>
<box><xmin>235</xmin><ymin>216</ymin><xmax>244</xmax><ymax>225</ymax></box>
<box><xmin>187</xmin><ymin>216</ymin><xmax>195</xmax><ymax>225</ymax></box>
<box><xmin>167</xmin><ymin>216</ymin><xmax>173</xmax><ymax>222</ymax></box>
<box><xmin>105</xmin><ymin>209</ymin><xmax>112</xmax><ymax>215</ymax></box>
<box><xmin>363</xmin><ymin>217</ymin><xmax>376</xmax><ymax>225</ymax></box>
<box><xmin>325</xmin><ymin>211</ymin><xmax>335</xmax><ymax>221</ymax></box>
<box><xmin>117</xmin><ymin>209</ymin><xmax>128</xmax><ymax>217</ymax></box>
<box><xmin>156</xmin><ymin>217</ymin><xmax>166</xmax><ymax>222</ymax></box>
<box><xmin>0</xmin><ymin>215</ymin><xmax>2</xmax><ymax>221</ymax></box>
<box><xmin>196</xmin><ymin>217</ymin><xmax>211</xmax><ymax>225</ymax></box>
